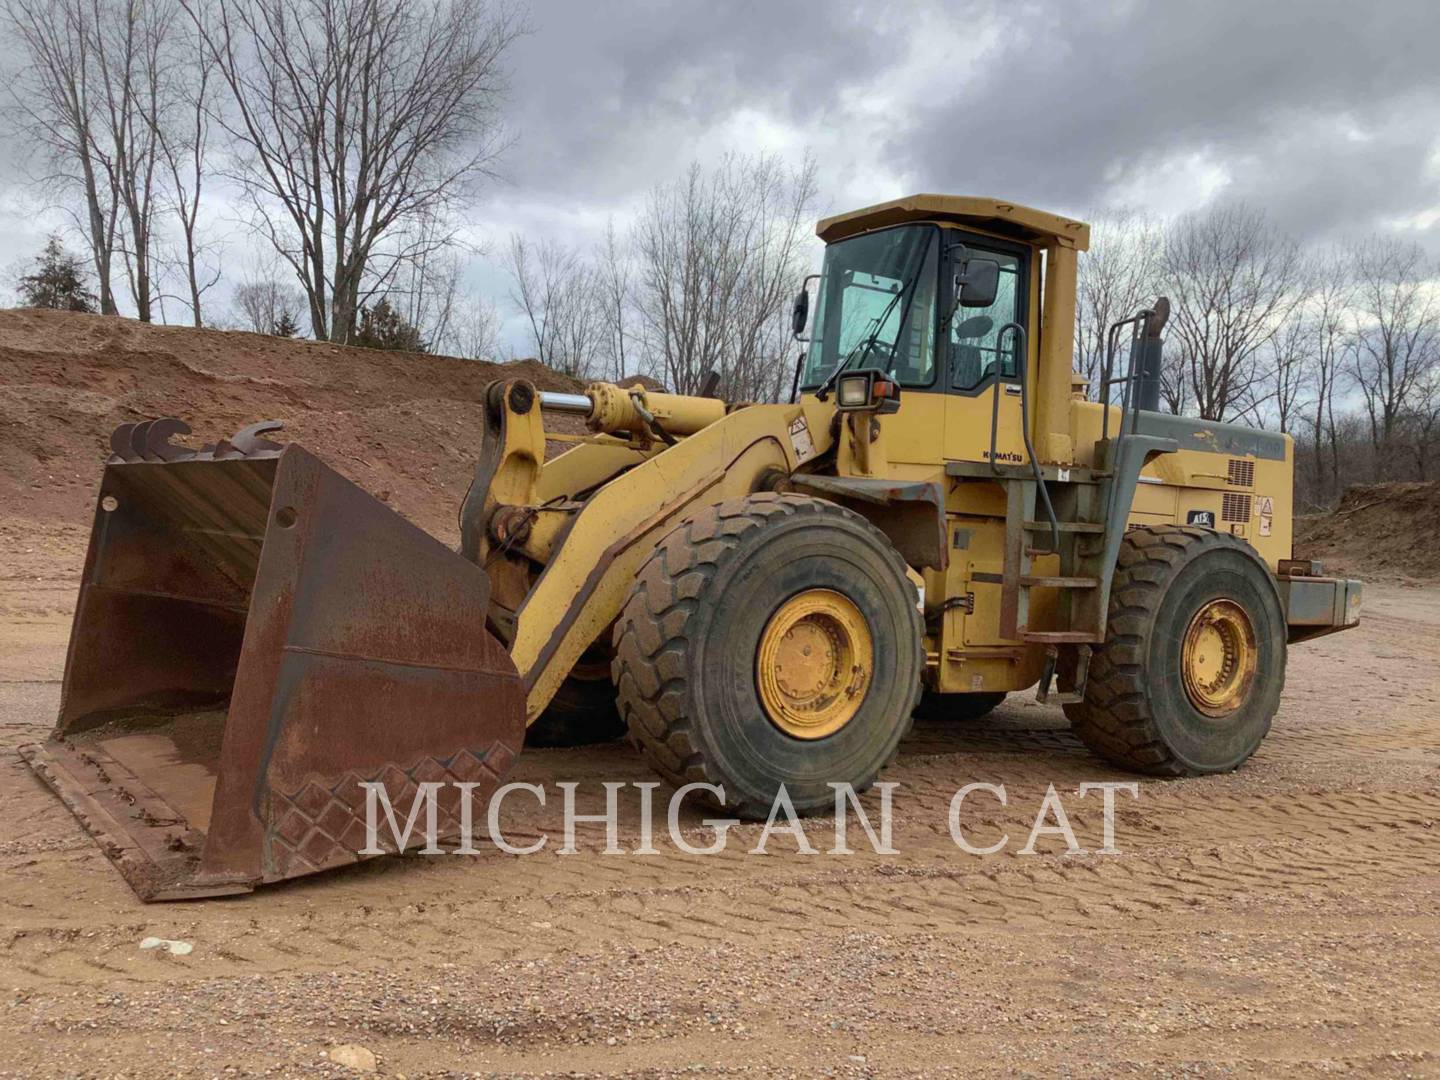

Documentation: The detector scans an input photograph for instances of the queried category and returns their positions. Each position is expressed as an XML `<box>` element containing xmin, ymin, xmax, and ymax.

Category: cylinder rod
<box><xmin>538</xmin><ymin>391</ymin><xmax>593</xmax><ymax>415</ymax></box>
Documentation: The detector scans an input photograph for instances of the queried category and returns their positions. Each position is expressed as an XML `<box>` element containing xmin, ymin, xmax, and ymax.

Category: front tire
<box><xmin>612</xmin><ymin>493</ymin><xmax>923</xmax><ymax>818</ymax></box>
<box><xmin>1066</xmin><ymin>525</ymin><xmax>1286</xmax><ymax>776</ymax></box>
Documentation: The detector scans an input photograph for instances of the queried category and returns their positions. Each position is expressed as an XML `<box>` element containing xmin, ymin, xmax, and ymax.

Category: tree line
<box><xmin>5</xmin><ymin>0</ymin><xmax>820</xmax><ymax>401</ymax></box>
<box><xmin>1077</xmin><ymin>205</ymin><xmax>1439</xmax><ymax>508</ymax></box>
<box><xmin>6</xmin><ymin>0</ymin><xmax>520</xmax><ymax>340</ymax></box>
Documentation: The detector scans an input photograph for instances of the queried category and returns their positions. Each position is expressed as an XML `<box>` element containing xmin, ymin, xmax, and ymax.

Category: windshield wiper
<box><xmin>815</xmin><ymin>272</ymin><xmax>915</xmax><ymax>400</ymax></box>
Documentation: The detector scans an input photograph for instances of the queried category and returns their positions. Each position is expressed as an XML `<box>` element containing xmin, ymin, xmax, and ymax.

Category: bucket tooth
<box><xmin>146</xmin><ymin>418</ymin><xmax>196</xmax><ymax>462</ymax></box>
<box><xmin>226</xmin><ymin>420</ymin><xmax>284</xmax><ymax>457</ymax></box>
<box><xmin>109</xmin><ymin>422</ymin><xmax>139</xmax><ymax>463</ymax></box>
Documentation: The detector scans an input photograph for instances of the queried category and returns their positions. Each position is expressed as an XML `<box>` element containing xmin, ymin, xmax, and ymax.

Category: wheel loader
<box><xmin>21</xmin><ymin>195</ymin><xmax>1363</xmax><ymax>900</ymax></box>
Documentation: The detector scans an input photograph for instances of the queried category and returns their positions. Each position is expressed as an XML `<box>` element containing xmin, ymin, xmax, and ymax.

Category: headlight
<box><xmin>836</xmin><ymin>374</ymin><xmax>871</xmax><ymax>407</ymax></box>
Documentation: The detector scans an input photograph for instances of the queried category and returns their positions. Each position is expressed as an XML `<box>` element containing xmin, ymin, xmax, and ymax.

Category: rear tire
<box><xmin>913</xmin><ymin>690</ymin><xmax>1006</xmax><ymax>721</ymax></box>
<box><xmin>612</xmin><ymin>493</ymin><xmax>923</xmax><ymax>818</ymax></box>
<box><xmin>1066</xmin><ymin>525</ymin><xmax>1286</xmax><ymax>776</ymax></box>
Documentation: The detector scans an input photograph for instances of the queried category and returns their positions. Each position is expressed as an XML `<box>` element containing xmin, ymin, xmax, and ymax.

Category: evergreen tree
<box><xmin>17</xmin><ymin>237</ymin><xmax>97</xmax><ymax>313</ymax></box>
<box><xmin>354</xmin><ymin>297</ymin><xmax>426</xmax><ymax>352</ymax></box>
<box><xmin>273</xmin><ymin>310</ymin><xmax>301</xmax><ymax>337</ymax></box>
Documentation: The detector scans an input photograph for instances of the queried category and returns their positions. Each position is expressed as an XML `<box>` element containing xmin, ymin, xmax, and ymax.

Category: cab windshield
<box><xmin>800</xmin><ymin>225</ymin><xmax>939</xmax><ymax>390</ymax></box>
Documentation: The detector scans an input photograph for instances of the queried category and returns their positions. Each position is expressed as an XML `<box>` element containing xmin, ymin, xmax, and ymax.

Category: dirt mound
<box><xmin>1294</xmin><ymin>481</ymin><xmax>1440</xmax><ymax>583</ymax></box>
<box><xmin>0</xmin><ymin>308</ymin><xmax>580</xmax><ymax>544</ymax></box>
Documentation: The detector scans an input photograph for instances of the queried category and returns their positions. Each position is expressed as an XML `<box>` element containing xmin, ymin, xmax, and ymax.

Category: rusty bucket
<box><xmin>19</xmin><ymin>419</ymin><xmax>525</xmax><ymax>901</ymax></box>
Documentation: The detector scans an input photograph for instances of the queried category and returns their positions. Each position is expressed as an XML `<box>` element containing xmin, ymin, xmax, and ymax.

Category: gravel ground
<box><xmin>1</xmin><ymin>521</ymin><xmax>1437</xmax><ymax>1077</ymax></box>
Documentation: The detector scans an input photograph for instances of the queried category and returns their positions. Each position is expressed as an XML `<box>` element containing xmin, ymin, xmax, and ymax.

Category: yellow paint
<box><xmin>756</xmin><ymin>589</ymin><xmax>874</xmax><ymax>739</ymax></box>
<box><xmin>1181</xmin><ymin>599</ymin><xmax>1257</xmax><ymax>716</ymax></box>
<box><xmin>511</xmin><ymin>401</ymin><xmax>833</xmax><ymax>720</ymax></box>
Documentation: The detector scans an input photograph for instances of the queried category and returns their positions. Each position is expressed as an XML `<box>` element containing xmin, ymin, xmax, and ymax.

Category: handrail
<box><xmin>1099</xmin><ymin>308</ymin><xmax>1155</xmax><ymax>449</ymax></box>
<box><xmin>996</xmin><ymin>321</ymin><xmax>1060</xmax><ymax>555</ymax></box>
<box><xmin>1095</xmin><ymin>305</ymin><xmax>1159</xmax><ymax>544</ymax></box>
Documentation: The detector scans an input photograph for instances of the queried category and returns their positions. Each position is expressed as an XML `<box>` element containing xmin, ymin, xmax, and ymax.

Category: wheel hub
<box><xmin>756</xmin><ymin>589</ymin><xmax>873</xmax><ymax>739</ymax></box>
<box><xmin>1181</xmin><ymin>598</ymin><xmax>1257</xmax><ymax>717</ymax></box>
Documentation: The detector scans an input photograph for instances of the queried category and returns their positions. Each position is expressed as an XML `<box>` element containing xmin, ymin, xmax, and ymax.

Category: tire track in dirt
<box><xmin>5</xmin><ymin>779</ymin><xmax>1436</xmax><ymax>988</ymax></box>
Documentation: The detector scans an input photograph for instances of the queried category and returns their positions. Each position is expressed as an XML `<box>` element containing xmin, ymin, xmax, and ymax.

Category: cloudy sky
<box><xmin>3</xmin><ymin>0</ymin><xmax>1439</xmax><ymax>348</ymax></box>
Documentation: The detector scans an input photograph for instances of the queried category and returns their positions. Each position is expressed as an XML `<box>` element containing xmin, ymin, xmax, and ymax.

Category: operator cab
<box><xmin>793</xmin><ymin>196</ymin><xmax>1089</xmax><ymax>470</ymax></box>
<box><xmin>796</xmin><ymin>221</ymin><xmax>1028</xmax><ymax>401</ymax></box>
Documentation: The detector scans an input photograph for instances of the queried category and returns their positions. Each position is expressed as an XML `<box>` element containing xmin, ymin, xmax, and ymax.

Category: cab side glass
<box><xmin>950</xmin><ymin>251</ymin><xmax>1023</xmax><ymax>391</ymax></box>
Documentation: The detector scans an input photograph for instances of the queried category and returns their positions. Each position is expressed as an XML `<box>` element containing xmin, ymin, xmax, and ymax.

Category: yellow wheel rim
<box><xmin>1181</xmin><ymin>599</ymin><xmax>1257</xmax><ymax>717</ymax></box>
<box><xmin>756</xmin><ymin>589</ymin><xmax>873</xmax><ymax>739</ymax></box>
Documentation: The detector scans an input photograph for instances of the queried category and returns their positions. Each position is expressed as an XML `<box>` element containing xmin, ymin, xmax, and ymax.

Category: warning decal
<box><xmin>788</xmin><ymin>415</ymin><xmax>816</xmax><ymax>464</ymax></box>
<box><xmin>1258</xmin><ymin>495</ymin><xmax>1274</xmax><ymax>537</ymax></box>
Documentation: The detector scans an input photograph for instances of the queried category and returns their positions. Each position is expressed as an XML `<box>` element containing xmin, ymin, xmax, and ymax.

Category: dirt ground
<box><xmin>3</xmin><ymin>523</ymin><xmax>1439</xmax><ymax>1078</ymax></box>
<box><xmin>2</xmin><ymin>312</ymin><xmax>1439</xmax><ymax>1076</ymax></box>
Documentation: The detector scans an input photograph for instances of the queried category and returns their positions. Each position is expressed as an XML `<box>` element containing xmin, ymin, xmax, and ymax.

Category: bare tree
<box><xmin>1403</xmin><ymin>366</ymin><xmax>1440</xmax><ymax>481</ymax></box>
<box><xmin>150</xmin><ymin>25</ymin><xmax>218</xmax><ymax>326</ymax></box>
<box><xmin>1159</xmin><ymin>339</ymin><xmax>1193</xmax><ymax>416</ymax></box>
<box><xmin>186</xmin><ymin>0</ymin><xmax>521</xmax><ymax>342</ymax></box>
<box><xmin>8</xmin><ymin>0</ymin><xmax>177</xmax><ymax>321</ymax></box>
<box><xmin>505</xmin><ymin>234</ymin><xmax>600</xmax><ymax>377</ymax></box>
<box><xmin>101</xmin><ymin>0</ymin><xmax>169</xmax><ymax>322</ymax></box>
<box><xmin>631</xmin><ymin>152</ymin><xmax>818</xmax><ymax>399</ymax></box>
<box><xmin>232</xmin><ymin>274</ymin><xmax>303</xmax><ymax>334</ymax></box>
<box><xmin>1249</xmin><ymin>313</ymin><xmax>1309</xmax><ymax>433</ymax></box>
<box><xmin>592</xmin><ymin>218</ymin><xmax>634</xmax><ymax>383</ymax></box>
<box><xmin>1347</xmin><ymin>237</ymin><xmax>1439</xmax><ymax>478</ymax></box>
<box><xmin>1161</xmin><ymin>203</ymin><xmax>1304</xmax><ymax>421</ymax></box>
<box><xmin>1075</xmin><ymin>209</ymin><xmax>1162</xmax><ymax>396</ymax></box>
<box><xmin>8</xmin><ymin>0</ymin><xmax>122</xmax><ymax>313</ymax></box>
<box><xmin>437</xmin><ymin>293</ymin><xmax>501</xmax><ymax>360</ymax></box>
<box><xmin>1302</xmin><ymin>248</ymin><xmax>1355</xmax><ymax>500</ymax></box>
<box><xmin>385</xmin><ymin>225</ymin><xmax>467</xmax><ymax>352</ymax></box>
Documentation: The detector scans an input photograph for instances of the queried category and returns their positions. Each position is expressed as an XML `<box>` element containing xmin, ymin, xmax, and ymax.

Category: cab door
<box><xmin>940</xmin><ymin>235</ymin><xmax>1033</xmax><ymax>466</ymax></box>
<box><xmin>940</xmin><ymin>235</ymin><xmax>1039</xmax><ymax>653</ymax></box>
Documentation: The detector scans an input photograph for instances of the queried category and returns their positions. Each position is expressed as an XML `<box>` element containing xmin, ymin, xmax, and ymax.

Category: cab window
<box><xmin>801</xmin><ymin>225</ymin><xmax>939</xmax><ymax>390</ymax></box>
<box><xmin>947</xmin><ymin>248</ymin><xmax>1024</xmax><ymax>392</ymax></box>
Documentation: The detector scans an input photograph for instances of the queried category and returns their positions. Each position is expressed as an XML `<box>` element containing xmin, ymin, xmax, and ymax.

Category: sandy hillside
<box><xmin>0</xmin><ymin>307</ymin><xmax>580</xmax><ymax>543</ymax></box>
<box><xmin>1295</xmin><ymin>481</ymin><xmax>1440</xmax><ymax>584</ymax></box>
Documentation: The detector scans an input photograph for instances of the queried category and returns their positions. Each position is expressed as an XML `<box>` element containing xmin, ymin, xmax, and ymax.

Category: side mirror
<box><xmin>791</xmin><ymin>287</ymin><xmax>810</xmax><ymax>338</ymax></box>
<box><xmin>956</xmin><ymin>258</ymin><xmax>999</xmax><ymax>308</ymax></box>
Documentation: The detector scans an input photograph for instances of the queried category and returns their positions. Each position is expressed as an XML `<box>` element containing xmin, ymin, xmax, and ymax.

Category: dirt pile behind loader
<box><xmin>0</xmin><ymin>307</ymin><xmax>580</xmax><ymax>540</ymax></box>
<box><xmin>1295</xmin><ymin>481</ymin><xmax>1440</xmax><ymax>583</ymax></box>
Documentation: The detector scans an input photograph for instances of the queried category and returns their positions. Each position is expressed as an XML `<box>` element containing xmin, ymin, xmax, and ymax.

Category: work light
<box><xmin>836</xmin><ymin>373</ymin><xmax>871</xmax><ymax>407</ymax></box>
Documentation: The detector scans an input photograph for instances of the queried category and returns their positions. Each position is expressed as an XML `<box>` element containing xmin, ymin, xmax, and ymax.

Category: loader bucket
<box><xmin>19</xmin><ymin>419</ymin><xmax>525</xmax><ymax>901</ymax></box>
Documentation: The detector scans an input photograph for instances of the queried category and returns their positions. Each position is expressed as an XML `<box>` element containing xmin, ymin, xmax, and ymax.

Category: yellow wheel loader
<box><xmin>21</xmin><ymin>195</ymin><xmax>1363</xmax><ymax>900</ymax></box>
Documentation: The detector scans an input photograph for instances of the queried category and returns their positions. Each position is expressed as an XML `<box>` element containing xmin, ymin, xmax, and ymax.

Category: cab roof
<box><xmin>816</xmin><ymin>195</ymin><xmax>1090</xmax><ymax>252</ymax></box>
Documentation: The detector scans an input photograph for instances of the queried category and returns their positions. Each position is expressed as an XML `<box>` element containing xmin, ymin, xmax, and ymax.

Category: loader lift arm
<box><xmin>459</xmin><ymin>378</ymin><xmax>835</xmax><ymax>720</ymax></box>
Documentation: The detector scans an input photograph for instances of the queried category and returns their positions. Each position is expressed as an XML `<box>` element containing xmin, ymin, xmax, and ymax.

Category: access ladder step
<box><xmin>1019</xmin><ymin>575</ymin><xmax>1099</xmax><ymax>589</ymax></box>
<box><xmin>1022</xmin><ymin>521</ymin><xmax>1105</xmax><ymax>534</ymax></box>
<box><xmin>1021</xmin><ymin>630</ymin><xmax>1103</xmax><ymax>644</ymax></box>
